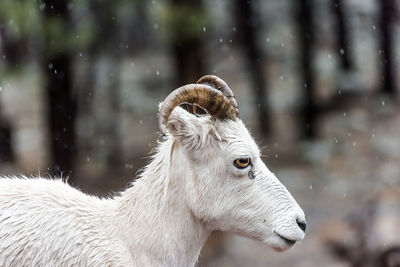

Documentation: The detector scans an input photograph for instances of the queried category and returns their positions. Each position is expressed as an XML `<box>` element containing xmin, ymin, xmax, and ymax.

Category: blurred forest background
<box><xmin>1</xmin><ymin>0</ymin><xmax>400</xmax><ymax>266</ymax></box>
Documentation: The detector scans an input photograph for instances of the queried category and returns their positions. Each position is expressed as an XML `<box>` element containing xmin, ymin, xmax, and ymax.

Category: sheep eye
<box><xmin>233</xmin><ymin>158</ymin><xmax>251</xmax><ymax>169</ymax></box>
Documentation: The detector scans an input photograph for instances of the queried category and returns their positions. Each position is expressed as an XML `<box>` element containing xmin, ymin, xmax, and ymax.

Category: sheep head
<box><xmin>158</xmin><ymin>75</ymin><xmax>306</xmax><ymax>251</ymax></box>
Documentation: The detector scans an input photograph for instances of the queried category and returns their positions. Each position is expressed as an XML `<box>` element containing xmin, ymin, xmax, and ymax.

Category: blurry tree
<box><xmin>378</xmin><ymin>0</ymin><xmax>397</xmax><ymax>95</ymax></box>
<box><xmin>234</xmin><ymin>0</ymin><xmax>270</xmax><ymax>136</ymax></box>
<box><xmin>0</xmin><ymin>1</ymin><xmax>33</xmax><ymax>69</ymax></box>
<box><xmin>323</xmin><ymin>0</ymin><xmax>361</xmax><ymax>113</ymax></box>
<box><xmin>42</xmin><ymin>0</ymin><xmax>77</xmax><ymax>180</ymax></box>
<box><xmin>332</xmin><ymin>0</ymin><xmax>353</xmax><ymax>71</ymax></box>
<box><xmin>0</xmin><ymin>26</ymin><xmax>28</xmax><ymax>69</ymax></box>
<box><xmin>123</xmin><ymin>0</ymin><xmax>150</xmax><ymax>53</ymax></box>
<box><xmin>81</xmin><ymin>0</ymin><xmax>127</xmax><ymax>167</ymax></box>
<box><xmin>0</xmin><ymin>7</ymin><xmax>14</xmax><ymax>162</ymax></box>
<box><xmin>75</xmin><ymin>5</ymin><xmax>97</xmax><ymax>157</ymax></box>
<box><xmin>166</xmin><ymin>0</ymin><xmax>207</xmax><ymax>85</ymax></box>
<box><xmin>0</xmin><ymin>102</ymin><xmax>14</xmax><ymax>163</ymax></box>
<box><xmin>0</xmin><ymin>0</ymin><xmax>39</xmax><ymax>163</ymax></box>
<box><xmin>296</xmin><ymin>0</ymin><xmax>317</xmax><ymax>139</ymax></box>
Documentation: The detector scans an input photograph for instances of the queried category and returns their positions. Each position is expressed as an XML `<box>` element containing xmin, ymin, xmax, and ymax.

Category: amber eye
<box><xmin>233</xmin><ymin>158</ymin><xmax>251</xmax><ymax>169</ymax></box>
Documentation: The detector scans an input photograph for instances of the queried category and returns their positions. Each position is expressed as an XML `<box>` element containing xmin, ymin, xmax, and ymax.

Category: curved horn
<box><xmin>197</xmin><ymin>75</ymin><xmax>239</xmax><ymax>114</ymax></box>
<box><xmin>159</xmin><ymin>84</ymin><xmax>239</xmax><ymax>135</ymax></box>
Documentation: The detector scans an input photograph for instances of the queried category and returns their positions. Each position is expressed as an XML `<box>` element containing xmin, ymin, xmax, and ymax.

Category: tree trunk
<box><xmin>172</xmin><ymin>39</ymin><xmax>205</xmax><ymax>85</ymax></box>
<box><xmin>297</xmin><ymin>0</ymin><xmax>317</xmax><ymax>139</ymax></box>
<box><xmin>170</xmin><ymin>0</ymin><xmax>206</xmax><ymax>85</ymax></box>
<box><xmin>43</xmin><ymin>0</ymin><xmax>77</xmax><ymax>180</ymax></box>
<box><xmin>87</xmin><ymin>0</ymin><xmax>122</xmax><ymax>167</ymax></box>
<box><xmin>0</xmin><ymin>19</ymin><xmax>19</xmax><ymax>163</ymax></box>
<box><xmin>332</xmin><ymin>0</ymin><xmax>353</xmax><ymax>70</ymax></box>
<box><xmin>0</xmin><ymin>107</ymin><xmax>14</xmax><ymax>162</ymax></box>
<box><xmin>378</xmin><ymin>0</ymin><xmax>397</xmax><ymax>95</ymax></box>
<box><xmin>0</xmin><ymin>23</ymin><xmax>28</xmax><ymax>69</ymax></box>
<box><xmin>235</xmin><ymin>0</ymin><xmax>270</xmax><ymax>136</ymax></box>
<box><xmin>102</xmin><ymin>55</ymin><xmax>122</xmax><ymax>167</ymax></box>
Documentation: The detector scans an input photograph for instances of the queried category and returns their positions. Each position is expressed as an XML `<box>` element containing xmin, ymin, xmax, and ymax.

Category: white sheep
<box><xmin>0</xmin><ymin>75</ymin><xmax>306</xmax><ymax>266</ymax></box>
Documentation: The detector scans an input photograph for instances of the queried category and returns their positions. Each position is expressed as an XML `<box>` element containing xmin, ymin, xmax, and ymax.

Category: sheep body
<box><xmin>0</xmin><ymin>137</ymin><xmax>210</xmax><ymax>267</ymax></box>
<box><xmin>0</xmin><ymin>108</ymin><xmax>306</xmax><ymax>266</ymax></box>
<box><xmin>0</xmin><ymin>177</ymin><xmax>132</xmax><ymax>266</ymax></box>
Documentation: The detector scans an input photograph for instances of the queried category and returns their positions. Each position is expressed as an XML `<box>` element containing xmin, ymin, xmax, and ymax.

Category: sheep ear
<box><xmin>166</xmin><ymin>107</ymin><xmax>202</xmax><ymax>150</ymax></box>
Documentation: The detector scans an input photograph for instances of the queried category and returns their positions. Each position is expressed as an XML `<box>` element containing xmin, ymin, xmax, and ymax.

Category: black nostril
<box><xmin>296</xmin><ymin>218</ymin><xmax>307</xmax><ymax>232</ymax></box>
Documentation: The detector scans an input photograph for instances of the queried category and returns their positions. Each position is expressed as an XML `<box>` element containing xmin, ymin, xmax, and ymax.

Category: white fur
<box><xmin>0</xmin><ymin>107</ymin><xmax>305</xmax><ymax>266</ymax></box>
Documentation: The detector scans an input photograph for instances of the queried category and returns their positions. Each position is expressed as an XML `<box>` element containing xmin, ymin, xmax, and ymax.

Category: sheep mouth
<box><xmin>274</xmin><ymin>232</ymin><xmax>296</xmax><ymax>246</ymax></box>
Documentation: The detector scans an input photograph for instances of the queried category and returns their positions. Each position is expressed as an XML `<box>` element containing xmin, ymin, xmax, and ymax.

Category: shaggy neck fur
<box><xmin>113</xmin><ymin>138</ymin><xmax>210</xmax><ymax>266</ymax></box>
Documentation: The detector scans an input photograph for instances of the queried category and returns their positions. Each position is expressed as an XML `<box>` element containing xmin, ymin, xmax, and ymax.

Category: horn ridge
<box><xmin>197</xmin><ymin>75</ymin><xmax>239</xmax><ymax>117</ymax></box>
<box><xmin>158</xmin><ymin>83</ymin><xmax>238</xmax><ymax>135</ymax></box>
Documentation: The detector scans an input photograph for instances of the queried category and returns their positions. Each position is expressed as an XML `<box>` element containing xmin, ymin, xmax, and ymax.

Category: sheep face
<box><xmin>166</xmin><ymin>107</ymin><xmax>306</xmax><ymax>251</ymax></box>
